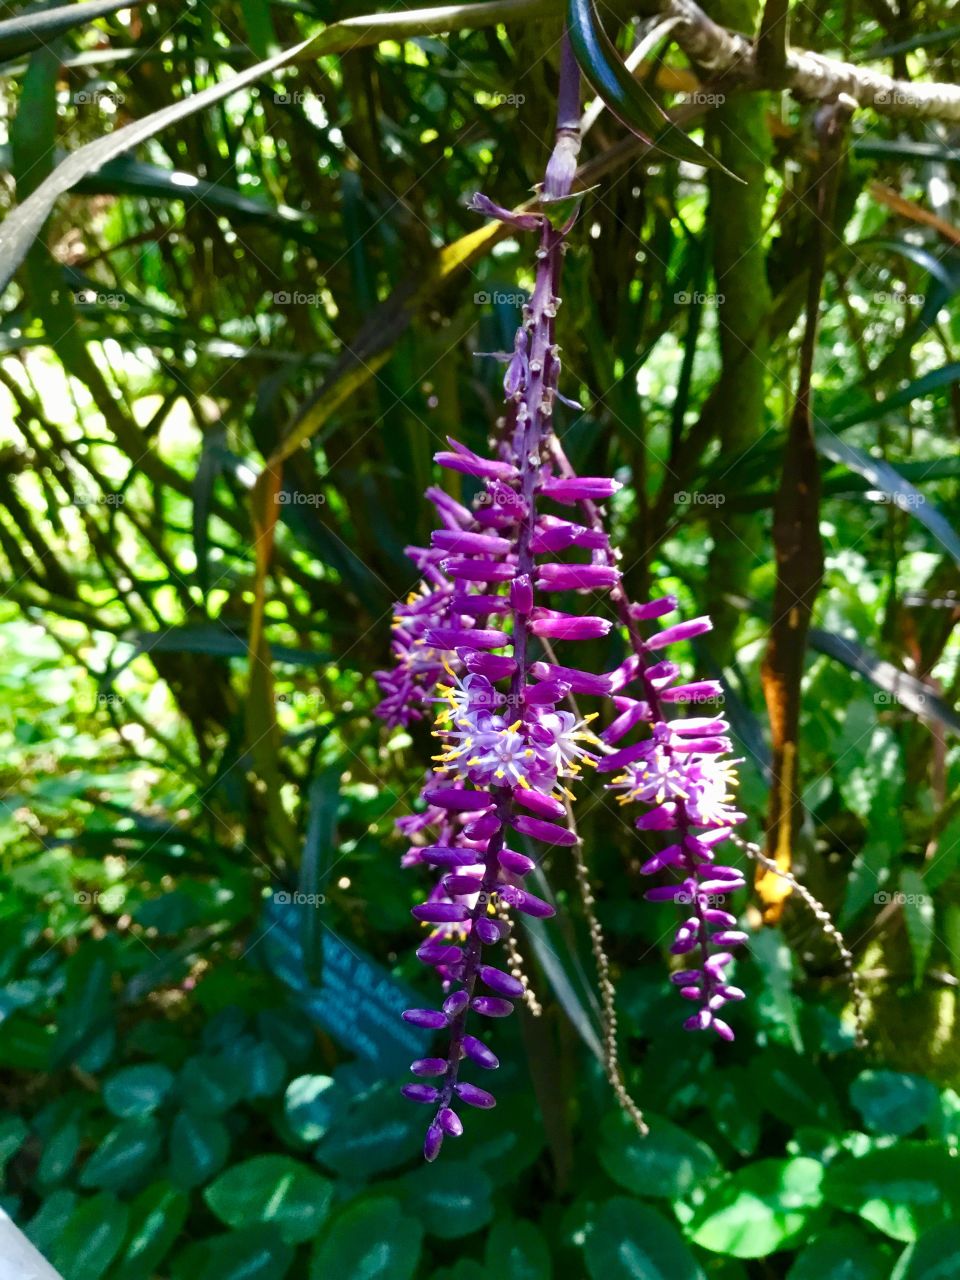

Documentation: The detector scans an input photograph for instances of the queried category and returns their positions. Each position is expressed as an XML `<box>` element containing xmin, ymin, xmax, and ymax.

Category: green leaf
<box><xmin>817</xmin><ymin>431</ymin><xmax>960</xmax><ymax>567</ymax></box>
<box><xmin>204</xmin><ymin>1155</ymin><xmax>333</xmax><ymax>1244</ymax></box>
<box><xmin>51</xmin><ymin>1192</ymin><xmax>129</xmax><ymax>1280</ymax></box>
<box><xmin>688</xmin><ymin>1158</ymin><xmax>826</xmax><ymax>1258</ymax></box>
<box><xmin>200</xmin><ymin>1226</ymin><xmax>294</xmax><ymax>1280</ymax></box>
<box><xmin>284</xmin><ymin>1074</ymin><xmax>338</xmax><ymax>1143</ymax></box>
<box><xmin>315</xmin><ymin>1084</ymin><xmax>423</xmax><ymax>1178</ymax></box>
<box><xmin>169</xmin><ymin>1111</ymin><xmax>230</xmax><ymax>1189</ymax></box>
<box><xmin>598</xmin><ymin>1109</ymin><xmax>718</xmax><ymax>1199</ymax></box>
<box><xmin>103</xmin><ymin>1063</ymin><xmax>175</xmax><ymax>1118</ymax></box>
<box><xmin>0</xmin><ymin>1</ymin><xmax>550</xmax><ymax>291</ymax></box>
<box><xmin>112</xmin><ymin>1181</ymin><xmax>188</xmax><ymax>1280</ymax></box>
<box><xmin>0</xmin><ymin>0</ymin><xmax>146</xmax><ymax>60</ymax></box>
<box><xmin>309</xmin><ymin>1197</ymin><xmax>423</xmax><ymax>1280</ymax></box>
<box><xmin>900</xmin><ymin>870</ymin><xmax>935</xmax><ymax>985</ymax></box>
<box><xmin>786</xmin><ymin>1224</ymin><xmax>889</xmax><ymax>1280</ymax></box>
<box><xmin>401</xmin><ymin>1161</ymin><xmax>494</xmax><ymax>1239</ymax></box>
<box><xmin>178</xmin><ymin>1054</ymin><xmax>246</xmax><ymax>1115</ymax></box>
<box><xmin>25</xmin><ymin>1190</ymin><xmax>78</xmax><ymax>1258</ymax></box>
<box><xmin>485</xmin><ymin>1218</ymin><xmax>553</xmax><ymax>1279</ymax></box>
<box><xmin>0</xmin><ymin>1115</ymin><xmax>28</xmax><ymax>1171</ymax></box>
<box><xmin>79</xmin><ymin>1117</ymin><xmax>162</xmax><ymax>1191</ymax></box>
<box><xmin>823</xmin><ymin>1143</ymin><xmax>960</xmax><ymax>1241</ymax></box>
<box><xmin>37</xmin><ymin>1115</ymin><xmax>81</xmax><ymax>1186</ymax></box>
<box><xmin>850</xmin><ymin>1071</ymin><xmax>939</xmax><ymax>1137</ymax></box>
<box><xmin>566</xmin><ymin>0</ymin><xmax>727</xmax><ymax>172</ymax></box>
<box><xmin>585</xmin><ymin>1197</ymin><xmax>705</xmax><ymax>1280</ymax></box>
<box><xmin>300</xmin><ymin>767</ymin><xmax>341</xmax><ymax>983</ymax></box>
<box><xmin>893</xmin><ymin>1221</ymin><xmax>960</xmax><ymax>1279</ymax></box>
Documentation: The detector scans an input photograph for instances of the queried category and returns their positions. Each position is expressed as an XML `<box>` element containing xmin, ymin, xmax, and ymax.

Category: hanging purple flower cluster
<box><xmin>373</xmin><ymin>51</ymin><xmax>749</xmax><ymax>1161</ymax></box>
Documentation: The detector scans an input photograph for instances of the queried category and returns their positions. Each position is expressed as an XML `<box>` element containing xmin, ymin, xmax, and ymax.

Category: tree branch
<box><xmin>666</xmin><ymin>0</ymin><xmax>960</xmax><ymax>120</ymax></box>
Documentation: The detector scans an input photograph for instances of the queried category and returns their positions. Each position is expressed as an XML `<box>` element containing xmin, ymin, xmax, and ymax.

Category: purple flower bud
<box><xmin>419</xmin><ymin>846</ymin><xmax>483</xmax><ymax>866</ymax></box>
<box><xmin>529</xmin><ymin>661</ymin><xmax>612</xmax><ymax>695</ymax></box>
<box><xmin>416</xmin><ymin>942</ymin><xmax>464</xmax><ymax>965</ymax></box>
<box><xmin>513</xmin><ymin>787</ymin><xmax>566</xmax><ymax>820</ymax></box>
<box><xmin>629</xmin><ymin>595</ymin><xmax>678</xmax><ymax>620</ymax></box>
<box><xmin>536</xmin><ymin>563</ymin><xmax>621</xmax><ymax>590</ymax></box>
<box><xmin>474</xmin><ymin>917</ymin><xmax>506</xmax><ymax>944</ymax></box>
<box><xmin>498</xmin><ymin>848</ymin><xmax>536</xmax><ymax>876</ymax></box>
<box><xmin>645</xmin><ymin>616</ymin><xmax>713</xmax><ymax>649</ymax></box>
<box><xmin>529</xmin><ymin>611</ymin><xmax>612</xmax><ymax>640</ymax></box>
<box><xmin>412</xmin><ymin>902</ymin><xmax>471</xmax><ymax>923</ymax></box>
<box><xmin>539</xmin><ymin>477</ymin><xmax>622</xmax><ymax>503</ymax></box>
<box><xmin>441</xmin><ymin>873</ymin><xmax>486</xmax><ymax>895</ymax></box>
<box><xmin>479</xmin><ymin>964</ymin><xmax>525</xmax><ymax>998</ymax></box>
<box><xmin>462</xmin><ymin>1034</ymin><xmax>499</xmax><ymax>1069</ymax></box>
<box><xmin>660</xmin><ymin>680</ymin><xmax>724</xmax><ymax>703</ymax></box>
<box><xmin>455</xmin><ymin>1082</ymin><xmax>497</xmax><ymax>1109</ymax></box>
<box><xmin>421</xmin><ymin>788</ymin><xmax>494</xmax><ymax>812</ymax></box>
<box><xmin>402</xmin><ymin>1008</ymin><xmax>448</xmax><ymax>1030</ymax></box>
<box><xmin>402</xmin><ymin>1083</ymin><xmax>440</xmax><ymax>1103</ymax></box>
<box><xmin>443</xmin><ymin>989</ymin><xmax>470</xmax><ymax>1017</ymax></box>
<box><xmin>411</xmin><ymin>1058</ymin><xmax>447</xmax><ymax>1076</ymax></box>
<box><xmin>432</xmin><ymin>529</ymin><xmax>513</xmax><ymax>554</ymax></box>
<box><xmin>509</xmin><ymin>814</ymin><xmax>577</xmax><ymax>847</ymax></box>
<box><xmin>497</xmin><ymin>884</ymin><xmax>556</xmax><ymax>918</ymax></box>
<box><xmin>510</xmin><ymin>574</ymin><xmax>534</xmax><ymax>613</ymax></box>
<box><xmin>424</xmin><ymin>627</ymin><xmax>511</xmax><ymax>650</ymax></box>
<box><xmin>440</xmin><ymin>558</ymin><xmax>516</xmax><ymax>583</ymax></box>
<box><xmin>471</xmin><ymin>996</ymin><xmax>514</xmax><ymax>1017</ymax></box>
<box><xmin>435</xmin><ymin>438</ymin><xmax>520</xmax><ymax>480</ymax></box>
<box><xmin>424</xmin><ymin>1123</ymin><xmax>444</xmax><ymax>1161</ymax></box>
<box><xmin>462</xmin><ymin>652</ymin><xmax>518</xmax><ymax>679</ymax></box>
<box><xmin>438</xmin><ymin>1107</ymin><xmax>463</xmax><ymax>1135</ymax></box>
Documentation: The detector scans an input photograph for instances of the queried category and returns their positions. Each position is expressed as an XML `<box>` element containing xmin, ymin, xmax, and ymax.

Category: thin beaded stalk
<box><xmin>731</xmin><ymin>834</ymin><xmax>868</xmax><ymax>1048</ymax></box>
<box><xmin>563</xmin><ymin>792</ymin><xmax>649</xmax><ymax>1135</ymax></box>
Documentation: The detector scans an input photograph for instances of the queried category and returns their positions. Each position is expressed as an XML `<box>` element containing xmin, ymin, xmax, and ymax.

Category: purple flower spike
<box><xmin>376</xmin><ymin>39</ymin><xmax>756</xmax><ymax>1155</ymax></box>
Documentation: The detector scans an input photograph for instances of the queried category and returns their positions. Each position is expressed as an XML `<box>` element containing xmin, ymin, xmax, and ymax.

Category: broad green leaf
<box><xmin>51</xmin><ymin>1193</ymin><xmax>129</xmax><ymax>1280</ymax></box>
<box><xmin>598</xmin><ymin>1109</ymin><xmax>718</xmax><ymax>1199</ymax></box>
<box><xmin>893</xmin><ymin>1221</ymin><xmax>960</xmax><ymax>1279</ymax></box>
<box><xmin>315</xmin><ymin>1084</ymin><xmax>423</xmax><ymax>1177</ymax></box>
<box><xmin>0</xmin><ymin>1116</ymin><xmax>27</xmax><ymax>1171</ymax></box>
<box><xmin>688</xmin><ymin>1158</ymin><xmax>825</xmax><ymax>1258</ymax></box>
<box><xmin>112</xmin><ymin>1181</ymin><xmax>188</xmax><ymax>1280</ymax></box>
<box><xmin>485</xmin><ymin>1218</ymin><xmax>553</xmax><ymax>1279</ymax></box>
<box><xmin>204</xmin><ymin>1155</ymin><xmax>333</xmax><ymax>1244</ymax></box>
<box><xmin>586</xmin><ymin>1197</ymin><xmax>705</xmax><ymax>1280</ymax></box>
<box><xmin>309</xmin><ymin>1197</ymin><xmax>423</xmax><ymax>1280</ymax></box>
<box><xmin>284</xmin><ymin>1074</ymin><xmax>338</xmax><ymax>1143</ymax></box>
<box><xmin>178</xmin><ymin>1054</ymin><xmax>246</xmax><ymax>1115</ymax></box>
<box><xmin>37</xmin><ymin>1115</ymin><xmax>80</xmax><ymax>1186</ymax></box>
<box><xmin>850</xmin><ymin>1071</ymin><xmax>939</xmax><ymax>1136</ymax></box>
<box><xmin>401</xmin><ymin>1161</ymin><xmax>494</xmax><ymax>1239</ymax></box>
<box><xmin>199</xmin><ymin>1226</ymin><xmax>294</xmax><ymax>1280</ymax></box>
<box><xmin>169</xmin><ymin>1111</ymin><xmax>230</xmax><ymax>1189</ymax></box>
<box><xmin>103</xmin><ymin>1063</ymin><xmax>175</xmax><ymax>1118</ymax></box>
<box><xmin>787</xmin><ymin>1224</ymin><xmax>888</xmax><ymax>1279</ymax></box>
<box><xmin>25</xmin><ymin>1190</ymin><xmax>78</xmax><ymax>1258</ymax></box>
<box><xmin>823</xmin><ymin>1143</ymin><xmax>960</xmax><ymax>1241</ymax></box>
<box><xmin>79</xmin><ymin>1117</ymin><xmax>162</xmax><ymax>1191</ymax></box>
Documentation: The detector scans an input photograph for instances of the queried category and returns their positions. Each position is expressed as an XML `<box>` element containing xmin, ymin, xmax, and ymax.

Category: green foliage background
<box><xmin>0</xmin><ymin>0</ymin><xmax>959</xmax><ymax>1276</ymax></box>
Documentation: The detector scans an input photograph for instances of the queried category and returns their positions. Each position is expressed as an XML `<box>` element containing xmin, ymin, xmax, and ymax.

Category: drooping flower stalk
<box><xmin>377</xmin><ymin>35</ymin><xmax>759</xmax><ymax>1158</ymax></box>
<box><xmin>546</xmin><ymin>432</ymin><xmax>748</xmax><ymax>1039</ymax></box>
<box><xmin>391</xmin><ymin>41</ymin><xmax>625</xmax><ymax>1161</ymax></box>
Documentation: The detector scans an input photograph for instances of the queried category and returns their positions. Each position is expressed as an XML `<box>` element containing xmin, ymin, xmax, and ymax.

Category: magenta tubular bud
<box><xmin>462</xmin><ymin>651</ymin><xmax>518</xmax><ymax>679</ymax></box>
<box><xmin>455</xmin><ymin>1082</ymin><xmax>496</xmax><ymax>1109</ymax></box>
<box><xmin>402</xmin><ymin>1008</ymin><xmax>447</xmax><ymax>1029</ymax></box>
<box><xmin>629</xmin><ymin>595</ymin><xmax>678</xmax><ymax>620</ymax></box>
<box><xmin>421</xmin><ymin>788</ymin><xmax>493</xmax><ymax>811</ymax></box>
<box><xmin>424</xmin><ymin>1123</ymin><xmax>444</xmax><ymax>1161</ymax></box>
<box><xmin>438</xmin><ymin>1107</ymin><xmax>463</xmax><ymax>1135</ymax></box>
<box><xmin>509</xmin><ymin>814</ymin><xmax>577</xmax><ymax>846</ymax></box>
<box><xmin>411</xmin><ymin>902</ymin><xmax>470</xmax><ymax>923</ymax></box>
<box><xmin>432</xmin><ymin>529</ymin><xmax>513</xmax><ymax>554</ymax></box>
<box><xmin>402</xmin><ymin>1083</ymin><xmax>440</xmax><ymax>1104</ymax></box>
<box><xmin>471</xmin><ymin>996</ymin><xmax>514</xmax><ymax>1017</ymax></box>
<box><xmin>462</xmin><ymin>1034</ymin><xmax>499</xmax><ymax>1069</ymax></box>
<box><xmin>498</xmin><ymin>848</ymin><xmax>536</xmax><ymax>875</ymax></box>
<box><xmin>512</xmin><ymin>787</ymin><xmax>566</xmax><ymax>820</ymax></box>
<box><xmin>479</xmin><ymin>964</ymin><xmax>525</xmax><ymax>998</ymax></box>
<box><xmin>539</xmin><ymin>476</ymin><xmax>622</xmax><ymax>503</ymax></box>
<box><xmin>510</xmin><ymin>574</ymin><xmax>534</xmax><ymax>613</ymax></box>
<box><xmin>498</xmin><ymin>884</ymin><xmax>556</xmax><ymax>918</ymax></box>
